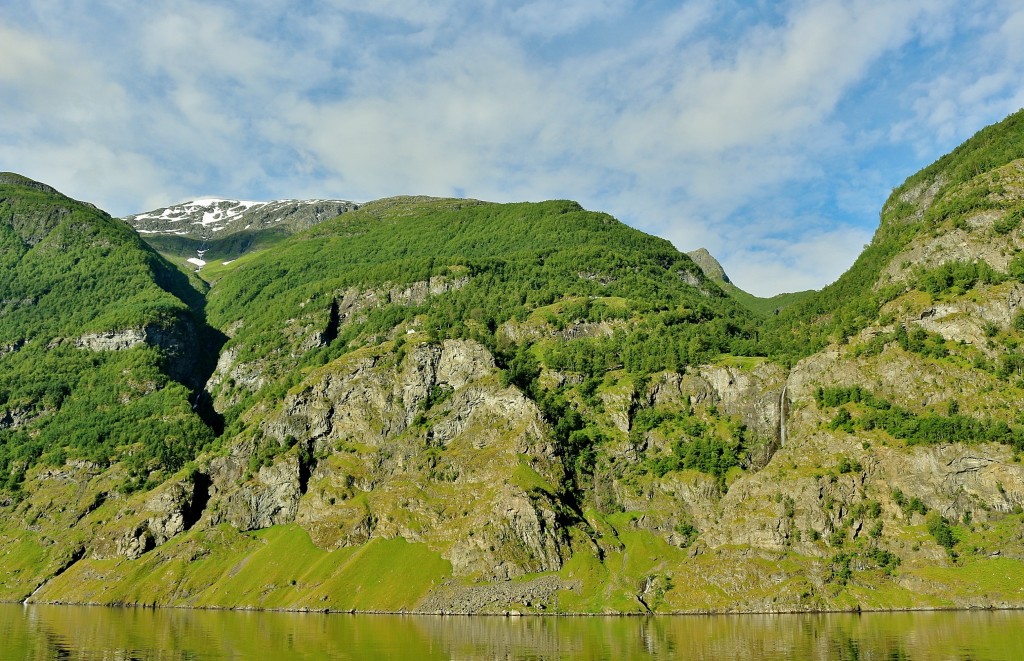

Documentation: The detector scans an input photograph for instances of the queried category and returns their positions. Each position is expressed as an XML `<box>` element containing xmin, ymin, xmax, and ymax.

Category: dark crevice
<box><xmin>191</xmin><ymin>387</ymin><xmax>224</xmax><ymax>437</ymax></box>
<box><xmin>182</xmin><ymin>471</ymin><xmax>212</xmax><ymax>531</ymax></box>
<box><xmin>298</xmin><ymin>442</ymin><xmax>315</xmax><ymax>495</ymax></box>
<box><xmin>140</xmin><ymin>532</ymin><xmax>156</xmax><ymax>555</ymax></box>
<box><xmin>323</xmin><ymin>298</ymin><xmax>341</xmax><ymax>345</ymax></box>
<box><xmin>148</xmin><ymin>251</ymin><xmax>228</xmax><ymax>437</ymax></box>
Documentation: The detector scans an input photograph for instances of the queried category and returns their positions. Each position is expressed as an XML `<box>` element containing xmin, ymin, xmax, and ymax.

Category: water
<box><xmin>2</xmin><ymin>604</ymin><xmax>1022</xmax><ymax>659</ymax></box>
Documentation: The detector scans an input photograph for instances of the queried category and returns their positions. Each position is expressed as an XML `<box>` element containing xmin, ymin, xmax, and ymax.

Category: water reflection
<box><xmin>1</xmin><ymin>604</ymin><xmax>1022</xmax><ymax>660</ymax></box>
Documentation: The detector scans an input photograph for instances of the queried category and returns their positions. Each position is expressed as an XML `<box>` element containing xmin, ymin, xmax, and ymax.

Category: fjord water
<box><xmin>2</xmin><ymin>605</ymin><xmax>1023</xmax><ymax>660</ymax></box>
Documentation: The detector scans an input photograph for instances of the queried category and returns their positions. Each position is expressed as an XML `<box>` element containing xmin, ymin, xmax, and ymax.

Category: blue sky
<box><xmin>2</xmin><ymin>1</ymin><xmax>1023</xmax><ymax>296</ymax></box>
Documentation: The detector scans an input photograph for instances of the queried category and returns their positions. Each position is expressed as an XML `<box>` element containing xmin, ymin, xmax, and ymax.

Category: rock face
<box><xmin>62</xmin><ymin>317</ymin><xmax>202</xmax><ymax>385</ymax></box>
<box><xmin>75</xmin><ymin>329</ymin><xmax>150</xmax><ymax>352</ymax></box>
<box><xmin>207</xmin><ymin>275</ymin><xmax>469</xmax><ymax>408</ymax></box>
<box><xmin>649</xmin><ymin>363</ymin><xmax>787</xmax><ymax>462</ymax></box>
<box><xmin>218</xmin><ymin>455</ymin><xmax>302</xmax><ymax>531</ymax></box>
<box><xmin>686</xmin><ymin>248</ymin><xmax>731</xmax><ymax>284</ymax></box>
<box><xmin>91</xmin><ymin>474</ymin><xmax>206</xmax><ymax>560</ymax></box>
<box><xmin>0</xmin><ymin>407</ymin><xmax>33</xmax><ymax>430</ymax></box>
<box><xmin>199</xmin><ymin>338</ymin><xmax>572</xmax><ymax>580</ymax></box>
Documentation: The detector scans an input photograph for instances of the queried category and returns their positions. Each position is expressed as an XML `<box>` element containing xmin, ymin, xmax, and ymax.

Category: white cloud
<box><xmin>0</xmin><ymin>23</ymin><xmax>160</xmax><ymax>210</ymax></box>
<box><xmin>610</xmin><ymin>0</ymin><xmax>938</xmax><ymax>182</ymax></box>
<box><xmin>721</xmin><ymin>224</ymin><xmax>875</xmax><ymax>297</ymax></box>
<box><xmin>281</xmin><ymin>32</ymin><xmax>598</xmax><ymax>200</ymax></box>
<box><xmin>887</xmin><ymin>1</ymin><xmax>1024</xmax><ymax>158</ymax></box>
<box><xmin>502</xmin><ymin>0</ymin><xmax>629</xmax><ymax>38</ymax></box>
<box><xmin>0</xmin><ymin>24</ymin><xmax>129</xmax><ymax>131</ymax></box>
<box><xmin>1002</xmin><ymin>7</ymin><xmax>1024</xmax><ymax>62</ymax></box>
<box><xmin>2</xmin><ymin>0</ymin><xmax>1023</xmax><ymax>295</ymax></box>
<box><xmin>6</xmin><ymin>139</ymin><xmax>184</xmax><ymax>213</ymax></box>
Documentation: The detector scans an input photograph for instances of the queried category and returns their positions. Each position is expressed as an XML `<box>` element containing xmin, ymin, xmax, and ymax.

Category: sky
<box><xmin>2</xmin><ymin>1</ymin><xmax>1024</xmax><ymax>296</ymax></box>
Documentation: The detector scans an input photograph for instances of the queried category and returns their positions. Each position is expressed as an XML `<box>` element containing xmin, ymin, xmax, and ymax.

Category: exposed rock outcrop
<box><xmin>649</xmin><ymin>363</ymin><xmax>787</xmax><ymax>455</ymax></box>
<box><xmin>686</xmin><ymin>248</ymin><xmax>731</xmax><ymax>284</ymax></box>
<box><xmin>199</xmin><ymin>338</ymin><xmax>573</xmax><ymax>579</ymax></box>
<box><xmin>91</xmin><ymin>473</ymin><xmax>208</xmax><ymax>560</ymax></box>
<box><xmin>218</xmin><ymin>455</ymin><xmax>302</xmax><ymax>531</ymax></box>
<box><xmin>70</xmin><ymin>319</ymin><xmax>199</xmax><ymax>384</ymax></box>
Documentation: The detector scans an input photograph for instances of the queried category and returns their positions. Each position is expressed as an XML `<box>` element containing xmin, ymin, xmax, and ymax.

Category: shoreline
<box><xmin>7</xmin><ymin>599</ymin><xmax>1023</xmax><ymax>618</ymax></box>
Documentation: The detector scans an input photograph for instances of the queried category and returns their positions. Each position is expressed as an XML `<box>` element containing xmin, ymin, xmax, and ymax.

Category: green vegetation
<box><xmin>206</xmin><ymin>198</ymin><xmax>759</xmax><ymax>378</ymax></box>
<box><xmin>202</xmin><ymin>197</ymin><xmax>764</xmax><ymax>487</ymax></box>
<box><xmin>144</xmin><ymin>226</ymin><xmax>294</xmax><ymax>266</ymax></box>
<box><xmin>892</xmin><ymin>488</ymin><xmax>929</xmax><ymax>518</ymax></box>
<box><xmin>760</xmin><ymin>109</ymin><xmax>1024</xmax><ymax>364</ymax></box>
<box><xmin>816</xmin><ymin>386</ymin><xmax>1024</xmax><ymax>451</ymax></box>
<box><xmin>915</xmin><ymin>260</ymin><xmax>1004</xmax><ymax>297</ymax></box>
<box><xmin>640</xmin><ymin>408</ymin><xmax>747</xmax><ymax>484</ymax></box>
<box><xmin>927</xmin><ymin>512</ymin><xmax>959</xmax><ymax>558</ymax></box>
<box><xmin>35</xmin><ymin>524</ymin><xmax>450</xmax><ymax>612</ymax></box>
<box><xmin>0</xmin><ymin>175</ymin><xmax>217</xmax><ymax>495</ymax></box>
<box><xmin>828</xmin><ymin>547</ymin><xmax>902</xmax><ymax>586</ymax></box>
<box><xmin>0</xmin><ymin>179</ymin><xmax>194</xmax><ymax>343</ymax></box>
<box><xmin>719</xmin><ymin>280</ymin><xmax>816</xmax><ymax>316</ymax></box>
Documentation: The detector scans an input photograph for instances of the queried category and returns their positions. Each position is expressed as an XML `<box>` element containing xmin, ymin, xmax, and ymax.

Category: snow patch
<box><xmin>186</xmin><ymin>257</ymin><xmax>206</xmax><ymax>267</ymax></box>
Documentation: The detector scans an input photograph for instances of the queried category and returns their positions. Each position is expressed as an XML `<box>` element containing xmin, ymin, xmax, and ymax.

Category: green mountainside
<box><xmin>3</xmin><ymin>109</ymin><xmax>1024</xmax><ymax>614</ymax></box>
<box><xmin>764</xmin><ymin>108</ymin><xmax>1024</xmax><ymax>364</ymax></box>
<box><xmin>0</xmin><ymin>174</ymin><xmax>219</xmax><ymax>496</ymax></box>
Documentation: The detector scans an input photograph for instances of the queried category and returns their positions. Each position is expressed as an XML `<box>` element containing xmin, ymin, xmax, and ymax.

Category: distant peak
<box><xmin>124</xmin><ymin>197</ymin><xmax>360</xmax><ymax>247</ymax></box>
<box><xmin>686</xmin><ymin>248</ymin><xmax>730</xmax><ymax>284</ymax></box>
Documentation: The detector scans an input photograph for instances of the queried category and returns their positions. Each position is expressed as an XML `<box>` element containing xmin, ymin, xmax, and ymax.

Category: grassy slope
<box><xmin>24</xmin><ymin>516</ymin><xmax>1024</xmax><ymax>613</ymax></box>
<box><xmin>36</xmin><ymin>524</ymin><xmax>450</xmax><ymax>612</ymax></box>
<box><xmin>206</xmin><ymin>197</ymin><xmax>747</xmax><ymax>336</ymax></box>
<box><xmin>719</xmin><ymin>281</ymin><xmax>815</xmax><ymax>316</ymax></box>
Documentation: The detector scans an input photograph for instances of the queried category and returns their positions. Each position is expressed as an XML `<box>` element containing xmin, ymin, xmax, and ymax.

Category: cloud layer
<box><xmin>2</xmin><ymin>0</ymin><xmax>1023</xmax><ymax>295</ymax></box>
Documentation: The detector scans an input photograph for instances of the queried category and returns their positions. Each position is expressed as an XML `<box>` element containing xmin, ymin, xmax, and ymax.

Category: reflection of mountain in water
<box><xmin>12</xmin><ymin>604</ymin><xmax>1019</xmax><ymax>660</ymax></box>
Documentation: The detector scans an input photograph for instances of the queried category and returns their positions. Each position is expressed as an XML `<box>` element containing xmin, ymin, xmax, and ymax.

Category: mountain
<box><xmin>0</xmin><ymin>171</ymin><xmax>218</xmax><ymax>540</ymax></box>
<box><xmin>686</xmin><ymin>248</ymin><xmax>731</xmax><ymax>283</ymax></box>
<box><xmin>4</xmin><ymin>108</ymin><xmax>1024</xmax><ymax>614</ymax></box>
<box><xmin>766</xmin><ymin>107</ymin><xmax>1024</xmax><ymax>363</ymax></box>
<box><xmin>687</xmin><ymin>247</ymin><xmax>813</xmax><ymax>315</ymax></box>
<box><xmin>124</xmin><ymin>198</ymin><xmax>358</xmax><ymax>268</ymax></box>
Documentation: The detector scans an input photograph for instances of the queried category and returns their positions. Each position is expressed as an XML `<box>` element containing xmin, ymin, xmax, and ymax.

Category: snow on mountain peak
<box><xmin>124</xmin><ymin>197</ymin><xmax>361</xmax><ymax>243</ymax></box>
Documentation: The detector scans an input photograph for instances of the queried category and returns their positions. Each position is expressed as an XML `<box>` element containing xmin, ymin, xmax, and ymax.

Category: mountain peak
<box><xmin>686</xmin><ymin>247</ymin><xmax>730</xmax><ymax>284</ymax></box>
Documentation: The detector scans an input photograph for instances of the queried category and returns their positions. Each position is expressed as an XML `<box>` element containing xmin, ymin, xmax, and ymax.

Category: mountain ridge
<box><xmin>686</xmin><ymin>248</ymin><xmax>731</xmax><ymax>284</ymax></box>
<box><xmin>125</xmin><ymin>197</ymin><xmax>359</xmax><ymax>239</ymax></box>
<box><xmin>124</xmin><ymin>197</ymin><xmax>359</xmax><ymax>268</ymax></box>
